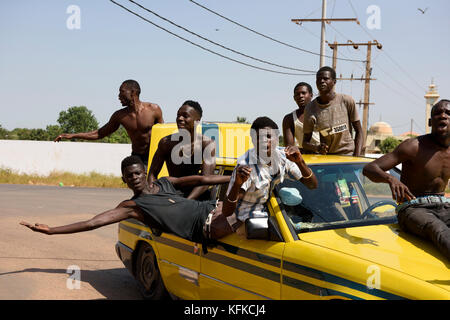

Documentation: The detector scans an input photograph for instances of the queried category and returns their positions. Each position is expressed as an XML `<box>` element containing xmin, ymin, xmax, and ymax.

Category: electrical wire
<box><xmin>189</xmin><ymin>0</ymin><xmax>365</xmax><ymax>63</ymax></box>
<box><xmin>109</xmin><ymin>0</ymin><xmax>315</xmax><ymax>76</ymax></box>
<box><xmin>347</xmin><ymin>0</ymin><xmax>425</xmax><ymax>92</ymax></box>
<box><xmin>128</xmin><ymin>0</ymin><xmax>315</xmax><ymax>73</ymax></box>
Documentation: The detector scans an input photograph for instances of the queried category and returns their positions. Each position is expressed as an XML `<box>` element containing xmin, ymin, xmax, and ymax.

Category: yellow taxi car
<box><xmin>115</xmin><ymin>123</ymin><xmax>450</xmax><ymax>300</ymax></box>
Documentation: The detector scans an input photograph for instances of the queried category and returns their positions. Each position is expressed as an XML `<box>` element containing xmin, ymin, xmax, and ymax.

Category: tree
<box><xmin>379</xmin><ymin>136</ymin><xmax>401</xmax><ymax>154</ymax></box>
<box><xmin>29</xmin><ymin>128</ymin><xmax>49</xmax><ymax>141</ymax></box>
<box><xmin>57</xmin><ymin>106</ymin><xmax>99</xmax><ymax>135</ymax></box>
<box><xmin>45</xmin><ymin>125</ymin><xmax>63</xmax><ymax>141</ymax></box>
<box><xmin>0</xmin><ymin>125</ymin><xmax>8</xmax><ymax>139</ymax></box>
<box><xmin>101</xmin><ymin>125</ymin><xmax>131</xmax><ymax>144</ymax></box>
<box><xmin>236</xmin><ymin>116</ymin><xmax>249</xmax><ymax>123</ymax></box>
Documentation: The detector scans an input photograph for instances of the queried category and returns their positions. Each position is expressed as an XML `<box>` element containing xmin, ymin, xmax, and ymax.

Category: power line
<box><xmin>109</xmin><ymin>0</ymin><xmax>314</xmax><ymax>76</ymax></box>
<box><xmin>324</xmin><ymin>20</ymin><xmax>424</xmax><ymax>105</ymax></box>
<box><xmin>128</xmin><ymin>0</ymin><xmax>315</xmax><ymax>73</ymax></box>
<box><xmin>189</xmin><ymin>0</ymin><xmax>364</xmax><ymax>63</ymax></box>
<box><xmin>347</xmin><ymin>0</ymin><xmax>425</xmax><ymax>92</ymax></box>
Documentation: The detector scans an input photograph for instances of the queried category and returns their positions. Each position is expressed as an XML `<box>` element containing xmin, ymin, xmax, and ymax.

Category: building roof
<box><xmin>369</xmin><ymin>121</ymin><xmax>393</xmax><ymax>136</ymax></box>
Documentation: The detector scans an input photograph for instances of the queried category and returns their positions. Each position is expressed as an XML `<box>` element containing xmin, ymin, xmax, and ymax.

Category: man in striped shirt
<box><xmin>223</xmin><ymin>117</ymin><xmax>318</xmax><ymax>229</ymax></box>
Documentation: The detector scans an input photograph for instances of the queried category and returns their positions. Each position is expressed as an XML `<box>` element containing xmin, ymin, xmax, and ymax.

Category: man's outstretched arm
<box><xmin>167</xmin><ymin>174</ymin><xmax>230</xmax><ymax>189</ymax></box>
<box><xmin>54</xmin><ymin>112</ymin><xmax>121</xmax><ymax>142</ymax></box>
<box><xmin>20</xmin><ymin>200</ymin><xmax>143</xmax><ymax>235</ymax></box>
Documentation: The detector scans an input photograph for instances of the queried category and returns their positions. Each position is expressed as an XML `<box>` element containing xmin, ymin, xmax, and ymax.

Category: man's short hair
<box><xmin>182</xmin><ymin>100</ymin><xmax>203</xmax><ymax>118</ymax></box>
<box><xmin>121</xmin><ymin>155</ymin><xmax>145</xmax><ymax>174</ymax></box>
<box><xmin>251</xmin><ymin>116</ymin><xmax>279</xmax><ymax>132</ymax></box>
<box><xmin>122</xmin><ymin>80</ymin><xmax>141</xmax><ymax>96</ymax></box>
<box><xmin>293</xmin><ymin>82</ymin><xmax>313</xmax><ymax>95</ymax></box>
<box><xmin>316</xmin><ymin>66</ymin><xmax>336</xmax><ymax>80</ymax></box>
<box><xmin>431</xmin><ymin>99</ymin><xmax>450</xmax><ymax>115</ymax></box>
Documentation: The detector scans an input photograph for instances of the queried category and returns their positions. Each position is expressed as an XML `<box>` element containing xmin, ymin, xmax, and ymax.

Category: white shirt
<box><xmin>226</xmin><ymin>147</ymin><xmax>303</xmax><ymax>221</ymax></box>
<box><xmin>292</xmin><ymin>110</ymin><xmax>320</xmax><ymax>148</ymax></box>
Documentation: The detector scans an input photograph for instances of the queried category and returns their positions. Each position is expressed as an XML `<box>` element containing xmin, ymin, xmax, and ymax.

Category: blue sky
<box><xmin>1</xmin><ymin>0</ymin><xmax>449</xmax><ymax>136</ymax></box>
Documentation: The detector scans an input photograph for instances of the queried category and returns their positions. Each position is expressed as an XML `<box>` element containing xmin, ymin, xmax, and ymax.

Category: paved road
<box><xmin>0</xmin><ymin>184</ymin><xmax>143</xmax><ymax>300</ymax></box>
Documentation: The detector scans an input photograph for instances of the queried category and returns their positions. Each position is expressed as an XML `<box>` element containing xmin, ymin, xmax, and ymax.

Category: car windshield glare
<box><xmin>275</xmin><ymin>163</ymin><xmax>399</xmax><ymax>233</ymax></box>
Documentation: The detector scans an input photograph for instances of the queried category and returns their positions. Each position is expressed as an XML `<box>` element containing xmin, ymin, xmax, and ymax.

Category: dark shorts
<box><xmin>397</xmin><ymin>203</ymin><xmax>450</xmax><ymax>260</ymax></box>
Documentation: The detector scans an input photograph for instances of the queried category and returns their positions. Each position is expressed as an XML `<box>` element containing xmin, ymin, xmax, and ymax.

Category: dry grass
<box><xmin>0</xmin><ymin>168</ymin><xmax>126</xmax><ymax>188</ymax></box>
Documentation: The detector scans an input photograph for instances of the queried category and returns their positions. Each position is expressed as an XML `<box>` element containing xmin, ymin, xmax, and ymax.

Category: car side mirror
<box><xmin>245</xmin><ymin>217</ymin><xmax>283</xmax><ymax>242</ymax></box>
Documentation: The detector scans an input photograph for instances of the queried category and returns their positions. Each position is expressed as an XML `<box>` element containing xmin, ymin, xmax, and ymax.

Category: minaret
<box><xmin>424</xmin><ymin>79</ymin><xmax>440</xmax><ymax>133</ymax></box>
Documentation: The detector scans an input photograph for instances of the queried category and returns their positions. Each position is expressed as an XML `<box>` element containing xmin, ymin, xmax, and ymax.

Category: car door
<box><xmin>199</xmin><ymin>233</ymin><xmax>284</xmax><ymax>300</ymax></box>
<box><xmin>153</xmin><ymin>232</ymin><xmax>202</xmax><ymax>299</ymax></box>
<box><xmin>198</xmin><ymin>185</ymin><xmax>284</xmax><ymax>300</ymax></box>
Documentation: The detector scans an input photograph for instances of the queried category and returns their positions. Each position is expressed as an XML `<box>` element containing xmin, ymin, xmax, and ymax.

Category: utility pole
<box><xmin>291</xmin><ymin>0</ymin><xmax>359</xmax><ymax>68</ymax></box>
<box><xmin>328</xmin><ymin>40</ymin><xmax>359</xmax><ymax>70</ymax></box>
<box><xmin>328</xmin><ymin>40</ymin><xmax>382</xmax><ymax>145</ymax></box>
<box><xmin>320</xmin><ymin>0</ymin><xmax>327</xmax><ymax>68</ymax></box>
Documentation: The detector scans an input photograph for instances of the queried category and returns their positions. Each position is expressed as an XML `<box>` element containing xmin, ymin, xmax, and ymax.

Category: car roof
<box><xmin>217</xmin><ymin>154</ymin><xmax>373</xmax><ymax>167</ymax></box>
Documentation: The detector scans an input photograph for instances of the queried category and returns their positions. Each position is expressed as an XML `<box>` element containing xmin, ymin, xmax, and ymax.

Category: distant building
<box><xmin>366</xmin><ymin>80</ymin><xmax>440</xmax><ymax>154</ymax></box>
<box><xmin>365</xmin><ymin>121</ymin><xmax>423</xmax><ymax>154</ymax></box>
<box><xmin>365</xmin><ymin>121</ymin><xmax>393</xmax><ymax>154</ymax></box>
<box><xmin>398</xmin><ymin>131</ymin><xmax>420</xmax><ymax>139</ymax></box>
<box><xmin>425</xmin><ymin>80</ymin><xmax>440</xmax><ymax>133</ymax></box>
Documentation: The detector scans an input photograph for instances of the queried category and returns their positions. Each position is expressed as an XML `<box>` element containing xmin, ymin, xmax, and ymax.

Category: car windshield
<box><xmin>275</xmin><ymin>162</ymin><xmax>400</xmax><ymax>233</ymax></box>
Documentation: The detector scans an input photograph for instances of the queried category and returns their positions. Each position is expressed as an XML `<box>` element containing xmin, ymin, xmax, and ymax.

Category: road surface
<box><xmin>0</xmin><ymin>183</ymin><xmax>143</xmax><ymax>300</ymax></box>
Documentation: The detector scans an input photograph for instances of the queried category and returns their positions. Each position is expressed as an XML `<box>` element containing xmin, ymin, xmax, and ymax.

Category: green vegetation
<box><xmin>0</xmin><ymin>168</ymin><xmax>126</xmax><ymax>188</ymax></box>
<box><xmin>379</xmin><ymin>136</ymin><xmax>401</xmax><ymax>154</ymax></box>
<box><xmin>236</xmin><ymin>116</ymin><xmax>249</xmax><ymax>123</ymax></box>
<box><xmin>57</xmin><ymin>106</ymin><xmax>99</xmax><ymax>134</ymax></box>
<box><xmin>0</xmin><ymin>106</ymin><xmax>131</xmax><ymax>144</ymax></box>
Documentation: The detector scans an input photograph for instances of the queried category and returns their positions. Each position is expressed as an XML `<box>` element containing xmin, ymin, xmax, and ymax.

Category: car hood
<box><xmin>299</xmin><ymin>223</ymin><xmax>450</xmax><ymax>293</ymax></box>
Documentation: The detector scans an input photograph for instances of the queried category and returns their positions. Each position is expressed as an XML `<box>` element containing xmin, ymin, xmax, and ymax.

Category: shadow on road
<box><xmin>0</xmin><ymin>267</ymin><xmax>143</xmax><ymax>300</ymax></box>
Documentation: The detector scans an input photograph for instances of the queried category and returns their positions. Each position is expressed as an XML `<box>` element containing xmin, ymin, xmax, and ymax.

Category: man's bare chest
<box><xmin>412</xmin><ymin>149</ymin><xmax>450</xmax><ymax>180</ymax></box>
<box><xmin>121</xmin><ymin>111</ymin><xmax>155</xmax><ymax>132</ymax></box>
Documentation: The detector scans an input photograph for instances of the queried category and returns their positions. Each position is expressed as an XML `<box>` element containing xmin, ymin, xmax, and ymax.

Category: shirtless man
<box><xmin>363</xmin><ymin>100</ymin><xmax>450</xmax><ymax>260</ymax></box>
<box><xmin>303</xmin><ymin>67</ymin><xmax>362</xmax><ymax>156</ymax></box>
<box><xmin>282</xmin><ymin>82</ymin><xmax>319</xmax><ymax>148</ymax></box>
<box><xmin>20</xmin><ymin>155</ymin><xmax>251</xmax><ymax>246</ymax></box>
<box><xmin>148</xmin><ymin>100</ymin><xmax>216</xmax><ymax>200</ymax></box>
<box><xmin>54</xmin><ymin>80</ymin><xmax>164</xmax><ymax>166</ymax></box>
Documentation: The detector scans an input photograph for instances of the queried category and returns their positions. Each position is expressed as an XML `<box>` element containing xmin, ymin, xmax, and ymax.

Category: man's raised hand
<box><xmin>235</xmin><ymin>165</ymin><xmax>252</xmax><ymax>186</ymax></box>
<box><xmin>285</xmin><ymin>145</ymin><xmax>304</xmax><ymax>163</ymax></box>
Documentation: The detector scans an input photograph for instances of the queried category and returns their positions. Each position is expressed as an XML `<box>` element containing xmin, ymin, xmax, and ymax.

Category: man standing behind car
<box><xmin>363</xmin><ymin>100</ymin><xmax>450</xmax><ymax>260</ymax></box>
<box><xmin>54</xmin><ymin>80</ymin><xmax>164</xmax><ymax>167</ymax></box>
<box><xmin>282</xmin><ymin>82</ymin><xmax>320</xmax><ymax>149</ymax></box>
<box><xmin>148</xmin><ymin>100</ymin><xmax>216</xmax><ymax>200</ymax></box>
<box><xmin>302</xmin><ymin>67</ymin><xmax>362</xmax><ymax>156</ymax></box>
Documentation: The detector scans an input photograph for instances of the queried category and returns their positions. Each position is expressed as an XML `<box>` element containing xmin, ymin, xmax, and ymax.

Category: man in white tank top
<box><xmin>282</xmin><ymin>82</ymin><xmax>320</xmax><ymax>148</ymax></box>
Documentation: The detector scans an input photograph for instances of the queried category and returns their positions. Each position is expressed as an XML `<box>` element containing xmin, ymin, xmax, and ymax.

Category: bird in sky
<box><xmin>417</xmin><ymin>7</ymin><xmax>429</xmax><ymax>14</ymax></box>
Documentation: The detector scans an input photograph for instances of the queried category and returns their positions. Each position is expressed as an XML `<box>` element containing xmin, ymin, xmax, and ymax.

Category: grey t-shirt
<box><xmin>303</xmin><ymin>93</ymin><xmax>359</xmax><ymax>155</ymax></box>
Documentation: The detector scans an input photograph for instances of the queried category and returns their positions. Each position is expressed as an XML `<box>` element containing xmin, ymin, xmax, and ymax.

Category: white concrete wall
<box><xmin>0</xmin><ymin>140</ymin><xmax>132</xmax><ymax>176</ymax></box>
